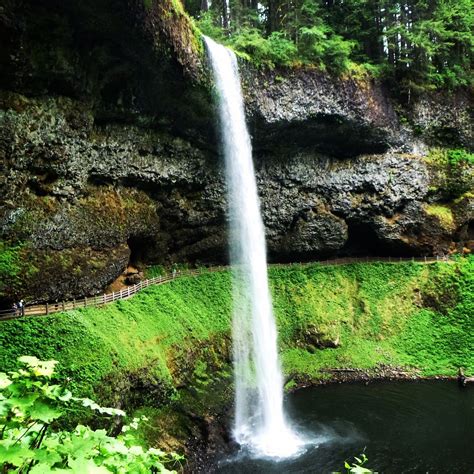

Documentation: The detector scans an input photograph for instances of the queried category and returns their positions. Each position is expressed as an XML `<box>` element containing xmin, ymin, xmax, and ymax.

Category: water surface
<box><xmin>217</xmin><ymin>381</ymin><xmax>474</xmax><ymax>473</ymax></box>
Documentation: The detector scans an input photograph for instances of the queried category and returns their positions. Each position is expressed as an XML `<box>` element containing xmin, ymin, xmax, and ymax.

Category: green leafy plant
<box><xmin>0</xmin><ymin>242</ymin><xmax>26</xmax><ymax>298</ymax></box>
<box><xmin>447</xmin><ymin>149</ymin><xmax>474</xmax><ymax>166</ymax></box>
<box><xmin>299</xmin><ymin>25</ymin><xmax>354</xmax><ymax>73</ymax></box>
<box><xmin>343</xmin><ymin>453</ymin><xmax>372</xmax><ymax>473</ymax></box>
<box><xmin>425</xmin><ymin>148</ymin><xmax>474</xmax><ymax>199</ymax></box>
<box><xmin>145</xmin><ymin>265</ymin><xmax>167</xmax><ymax>278</ymax></box>
<box><xmin>0</xmin><ymin>356</ymin><xmax>183</xmax><ymax>473</ymax></box>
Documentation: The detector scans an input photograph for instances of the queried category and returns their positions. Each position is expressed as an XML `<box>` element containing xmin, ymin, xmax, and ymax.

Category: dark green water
<box><xmin>217</xmin><ymin>381</ymin><xmax>474</xmax><ymax>473</ymax></box>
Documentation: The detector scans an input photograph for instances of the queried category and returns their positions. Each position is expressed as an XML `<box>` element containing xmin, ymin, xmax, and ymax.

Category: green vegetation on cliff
<box><xmin>0</xmin><ymin>271</ymin><xmax>235</xmax><ymax>450</ymax></box>
<box><xmin>0</xmin><ymin>259</ymin><xmax>472</xmax><ymax>400</ymax></box>
<box><xmin>272</xmin><ymin>258</ymin><xmax>473</xmax><ymax>380</ymax></box>
<box><xmin>0</xmin><ymin>242</ymin><xmax>24</xmax><ymax>296</ymax></box>
<box><xmin>0</xmin><ymin>271</ymin><xmax>233</xmax><ymax>400</ymax></box>
<box><xmin>425</xmin><ymin>148</ymin><xmax>474</xmax><ymax>201</ymax></box>
<box><xmin>0</xmin><ymin>258</ymin><xmax>472</xmax><ymax>450</ymax></box>
<box><xmin>189</xmin><ymin>0</ymin><xmax>473</xmax><ymax>92</ymax></box>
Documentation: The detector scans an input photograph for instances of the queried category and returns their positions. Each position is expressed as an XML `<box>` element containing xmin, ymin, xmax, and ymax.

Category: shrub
<box><xmin>0</xmin><ymin>356</ymin><xmax>182</xmax><ymax>473</ymax></box>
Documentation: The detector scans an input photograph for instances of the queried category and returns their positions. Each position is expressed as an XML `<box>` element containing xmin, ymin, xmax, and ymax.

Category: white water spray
<box><xmin>204</xmin><ymin>36</ymin><xmax>301</xmax><ymax>458</ymax></box>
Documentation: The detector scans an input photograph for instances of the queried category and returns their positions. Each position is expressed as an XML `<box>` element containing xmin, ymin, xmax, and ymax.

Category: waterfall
<box><xmin>204</xmin><ymin>36</ymin><xmax>301</xmax><ymax>458</ymax></box>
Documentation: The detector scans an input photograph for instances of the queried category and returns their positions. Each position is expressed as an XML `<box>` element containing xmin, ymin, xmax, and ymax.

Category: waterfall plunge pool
<box><xmin>215</xmin><ymin>380</ymin><xmax>474</xmax><ymax>473</ymax></box>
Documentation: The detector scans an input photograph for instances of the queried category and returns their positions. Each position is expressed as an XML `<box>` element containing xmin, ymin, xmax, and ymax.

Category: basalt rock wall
<box><xmin>0</xmin><ymin>0</ymin><xmax>472</xmax><ymax>304</ymax></box>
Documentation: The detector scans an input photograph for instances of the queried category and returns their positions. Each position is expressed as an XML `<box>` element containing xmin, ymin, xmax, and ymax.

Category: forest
<box><xmin>188</xmin><ymin>0</ymin><xmax>473</xmax><ymax>95</ymax></box>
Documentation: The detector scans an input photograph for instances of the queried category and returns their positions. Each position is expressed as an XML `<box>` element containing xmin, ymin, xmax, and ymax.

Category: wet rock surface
<box><xmin>242</xmin><ymin>67</ymin><xmax>403</xmax><ymax>157</ymax></box>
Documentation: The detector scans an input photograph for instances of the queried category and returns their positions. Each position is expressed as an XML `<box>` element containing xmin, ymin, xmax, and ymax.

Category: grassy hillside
<box><xmin>272</xmin><ymin>258</ymin><xmax>473</xmax><ymax>381</ymax></box>
<box><xmin>0</xmin><ymin>258</ymin><xmax>472</xmax><ymax>427</ymax></box>
<box><xmin>0</xmin><ymin>271</ymin><xmax>233</xmax><ymax>399</ymax></box>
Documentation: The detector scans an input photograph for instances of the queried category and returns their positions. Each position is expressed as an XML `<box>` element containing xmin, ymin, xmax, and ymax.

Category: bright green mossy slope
<box><xmin>0</xmin><ymin>258</ymin><xmax>472</xmax><ymax>406</ymax></box>
<box><xmin>0</xmin><ymin>271</ymin><xmax>233</xmax><ymax>400</ymax></box>
<box><xmin>273</xmin><ymin>258</ymin><xmax>473</xmax><ymax>380</ymax></box>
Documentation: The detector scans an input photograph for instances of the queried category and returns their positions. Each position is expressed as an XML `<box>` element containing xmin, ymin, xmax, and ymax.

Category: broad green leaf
<box><xmin>67</xmin><ymin>457</ymin><xmax>110</xmax><ymax>473</ymax></box>
<box><xmin>29</xmin><ymin>401</ymin><xmax>63</xmax><ymax>423</ymax></box>
<box><xmin>350</xmin><ymin>466</ymin><xmax>372</xmax><ymax>474</ymax></box>
<box><xmin>33</xmin><ymin>446</ymin><xmax>62</xmax><ymax>465</ymax></box>
<box><xmin>0</xmin><ymin>373</ymin><xmax>12</xmax><ymax>390</ymax></box>
<box><xmin>1</xmin><ymin>357</ymin><xmax>177</xmax><ymax>474</ymax></box>
<box><xmin>0</xmin><ymin>443</ymin><xmax>34</xmax><ymax>466</ymax></box>
<box><xmin>128</xmin><ymin>445</ymin><xmax>144</xmax><ymax>456</ymax></box>
<box><xmin>18</xmin><ymin>357</ymin><xmax>58</xmax><ymax>377</ymax></box>
<box><xmin>58</xmin><ymin>390</ymin><xmax>73</xmax><ymax>402</ymax></box>
<box><xmin>18</xmin><ymin>356</ymin><xmax>40</xmax><ymax>366</ymax></box>
<box><xmin>32</xmin><ymin>360</ymin><xmax>58</xmax><ymax>378</ymax></box>
<box><xmin>79</xmin><ymin>398</ymin><xmax>125</xmax><ymax>417</ymax></box>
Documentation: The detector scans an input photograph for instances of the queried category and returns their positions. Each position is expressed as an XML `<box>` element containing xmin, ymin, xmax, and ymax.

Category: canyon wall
<box><xmin>0</xmin><ymin>0</ymin><xmax>472</xmax><ymax>303</ymax></box>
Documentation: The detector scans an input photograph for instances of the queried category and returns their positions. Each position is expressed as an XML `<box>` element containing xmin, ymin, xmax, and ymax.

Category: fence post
<box><xmin>73</xmin><ymin>299</ymin><xmax>76</xmax><ymax>309</ymax></box>
<box><xmin>62</xmin><ymin>301</ymin><xmax>65</xmax><ymax>311</ymax></box>
<box><xmin>85</xmin><ymin>296</ymin><xmax>88</xmax><ymax>307</ymax></box>
<box><xmin>46</xmin><ymin>303</ymin><xmax>49</xmax><ymax>315</ymax></box>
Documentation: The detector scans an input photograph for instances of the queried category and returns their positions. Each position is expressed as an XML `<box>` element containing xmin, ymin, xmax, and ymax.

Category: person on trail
<box><xmin>12</xmin><ymin>302</ymin><xmax>18</xmax><ymax>316</ymax></box>
<box><xmin>19</xmin><ymin>299</ymin><xmax>25</xmax><ymax>316</ymax></box>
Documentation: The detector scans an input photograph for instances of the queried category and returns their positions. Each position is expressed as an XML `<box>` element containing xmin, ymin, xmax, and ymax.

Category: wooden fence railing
<box><xmin>0</xmin><ymin>266</ymin><xmax>225</xmax><ymax>321</ymax></box>
<box><xmin>0</xmin><ymin>256</ymin><xmax>451</xmax><ymax>321</ymax></box>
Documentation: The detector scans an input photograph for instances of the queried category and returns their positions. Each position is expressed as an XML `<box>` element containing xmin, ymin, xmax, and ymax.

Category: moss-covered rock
<box><xmin>0</xmin><ymin>240</ymin><xmax>131</xmax><ymax>304</ymax></box>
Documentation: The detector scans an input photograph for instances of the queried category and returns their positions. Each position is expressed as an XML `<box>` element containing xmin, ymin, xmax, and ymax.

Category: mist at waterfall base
<box><xmin>204</xmin><ymin>35</ymin><xmax>303</xmax><ymax>459</ymax></box>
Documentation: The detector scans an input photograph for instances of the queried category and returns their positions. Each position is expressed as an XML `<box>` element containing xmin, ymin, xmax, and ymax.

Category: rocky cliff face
<box><xmin>0</xmin><ymin>0</ymin><xmax>472</xmax><ymax>304</ymax></box>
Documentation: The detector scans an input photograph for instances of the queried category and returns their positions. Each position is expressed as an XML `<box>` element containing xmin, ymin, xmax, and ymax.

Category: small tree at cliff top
<box><xmin>0</xmin><ymin>356</ymin><xmax>183</xmax><ymax>473</ymax></box>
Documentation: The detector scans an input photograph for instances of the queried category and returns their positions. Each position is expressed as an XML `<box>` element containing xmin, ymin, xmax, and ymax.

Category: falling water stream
<box><xmin>204</xmin><ymin>36</ymin><xmax>301</xmax><ymax>458</ymax></box>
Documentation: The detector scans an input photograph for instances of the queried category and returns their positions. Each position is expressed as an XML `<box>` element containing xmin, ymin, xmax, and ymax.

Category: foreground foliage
<box><xmin>344</xmin><ymin>453</ymin><xmax>372</xmax><ymax>474</ymax></box>
<box><xmin>0</xmin><ymin>357</ymin><xmax>181</xmax><ymax>473</ymax></box>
